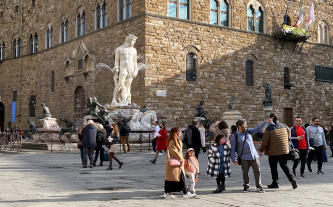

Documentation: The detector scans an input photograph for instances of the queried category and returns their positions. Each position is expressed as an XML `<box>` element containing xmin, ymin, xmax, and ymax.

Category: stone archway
<box><xmin>74</xmin><ymin>86</ymin><xmax>86</xmax><ymax>122</ymax></box>
<box><xmin>0</xmin><ymin>102</ymin><xmax>4</xmax><ymax>132</ymax></box>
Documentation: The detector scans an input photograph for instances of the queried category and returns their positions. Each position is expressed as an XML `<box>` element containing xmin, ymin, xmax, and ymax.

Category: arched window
<box><xmin>46</xmin><ymin>26</ymin><xmax>53</xmax><ymax>49</ymax></box>
<box><xmin>77</xmin><ymin>12</ymin><xmax>86</xmax><ymax>37</ymax></box>
<box><xmin>318</xmin><ymin>21</ymin><xmax>329</xmax><ymax>44</ymax></box>
<box><xmin>97</xmin><ymin>3</ymin><xmax>107</xmax><ymax>29</ymax></box>
<box><xmin>245</xmin><ymin>60</ymin><xmax>253</xmax><ymax>86</ymax></box>
<box><xmin>247</xmin><ymin>6</ymin><xmax>254</xmax><ymax>31</ymax></box>
<box><xmin>256</xmin><ymin>7</ymin><xmax>263</xmax><ymax>33</ymax></box>
<box><xmin>13</xmin><ymin>38</ymin><xmax>21</xmax><ymax>58</ymax></box>
<box><xmin>186</xmin><ymin>53</ymin><xmax>196</xmax><ymax>81</ymax></box>
<box><xmin>210</xmin><ymin>0</ymin><xmax>218</xmax><ymax>25</ymax></box>
<box><xmin>168</xmin><ymin>0</ymin><xmax>190</xmax><ymax>20</ymax></box>
<box><xmin>0</xmin><ymin>42</ymin><xmax>5</xmax><ymax>60</ymax></box>
<box><xmin>61</xmin><ymin>20</ymin><xmax>68</xmax><ymax>43</ymax></box>
<box><xmin>284</xmin><ymin>68</ymin><xmax>291</xmax><ymax>90</ymax></box>
<box><xmin>29</xmin><ymin>33</ymin><xmax>38</xmax><ymax>54</ymax></box>
<box><xmin>119</xmin><ymin>0</ymin><xmax>131</xmax><ymax>21</ymax></box>
<box><xmin>247</xmin><ymin>3</ymin><xmax>264</xmax><ymax>33</ymax></box>
<box><xmin>220</xmin><ymin>0</ymin><xmax>228</xmax><ymax>26</ymax></box>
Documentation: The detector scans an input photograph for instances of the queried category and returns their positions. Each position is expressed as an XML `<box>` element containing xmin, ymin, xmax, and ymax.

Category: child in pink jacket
<box><xmin>184</xmin><ymin>148</ymin><xmax>199</xmax><ymax>194</ymax></box>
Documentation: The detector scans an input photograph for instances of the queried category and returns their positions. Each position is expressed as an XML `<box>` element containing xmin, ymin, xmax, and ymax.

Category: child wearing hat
<box><xmin>184</xmin><ymin>148</ymin><xmax>199</xmax><ymax>194</ymax></box>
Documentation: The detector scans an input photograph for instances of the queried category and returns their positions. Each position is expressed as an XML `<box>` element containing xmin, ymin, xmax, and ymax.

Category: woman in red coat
<box><xmin>150</xmin><ymin>123</ymin><xmax>167</xmax><ymax>164</ymax></box>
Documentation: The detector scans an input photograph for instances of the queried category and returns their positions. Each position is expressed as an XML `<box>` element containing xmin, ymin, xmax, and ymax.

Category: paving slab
<box><xmin>0</xmin><ymin>149</ymin><xmax>333</xmax><ymax>207</ymax></box>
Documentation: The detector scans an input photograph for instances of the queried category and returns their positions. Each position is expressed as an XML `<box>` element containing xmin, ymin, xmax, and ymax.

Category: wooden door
<box><xmin>74</xmin><ymin>86</ymin><xmax>86</xmax><ymax>122</ymax></box>
<box><xmin>284</xmin><ymin>108</ymin><xmax>293</xmax><ymax>127</ymax></box>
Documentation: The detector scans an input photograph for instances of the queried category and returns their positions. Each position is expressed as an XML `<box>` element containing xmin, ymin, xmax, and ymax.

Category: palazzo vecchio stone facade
<box><xmin>0</xmin><ymin>0</ymin><xmax>333</xmax><ymax>130</ymax></box>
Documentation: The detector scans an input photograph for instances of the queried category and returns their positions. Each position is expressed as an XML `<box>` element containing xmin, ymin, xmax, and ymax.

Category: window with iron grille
<box><xmin>186</xmin><ymin>53</ymin><xmax>196</xmax><ymax>81</ymax></box>
<box><xmin>245</xmin><ymin>60</ymin><xmax>253</xmax><ymax>86</ymax></box>
<box><xmin>29</xmin><ymin>95</ymin><xmax>36</xmax><ymax>117</ymax></box>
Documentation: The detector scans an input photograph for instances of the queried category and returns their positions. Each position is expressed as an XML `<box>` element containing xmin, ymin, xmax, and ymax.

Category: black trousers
<box><xmin>152</xmin><ymin>139</ymin><xmax>157</xmax><ymax>152</ymax></box>
<box><xmin>94</xmin><ymin>146</ymin><xmax>104</xmax><ymax>164</ymax></box>
<box><xmin>216</xmin><ymin>174</ymin><xmax>225</xmax><ymax>186</ymax></box>
<box><xmin>293</xmin><ymin>149</ymin><xmax>308</xmax><ymax>174</ymax></box>
<box><xmin>83</xmin><ymin>147</ymin><xmax>94</xmax><ymax>166</ymax></box>
<box><xmin>307</xmin><ymin>145</ymin><xmax>323</xmax><ymax>171</ymax></box>
<box><xmin>269</xmin><ymin>154</ymin><xmax>293</xmax><ymax>183</ymax></box>
<box><xmin>192</xmin><ymin>146</ymin><xmax>200</xmax><ymax>159</ymax></box>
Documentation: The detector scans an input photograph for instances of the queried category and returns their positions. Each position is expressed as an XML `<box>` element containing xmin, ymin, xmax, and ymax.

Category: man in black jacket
<box><xmin>188</xmin><ymin>120</ymin><xmax>202</xmax><ymax>159</ymax></box>
<box><xmin>120</xmin><ymin>120</ymin><xmax>131</xmax><ymax>153</ymax></box>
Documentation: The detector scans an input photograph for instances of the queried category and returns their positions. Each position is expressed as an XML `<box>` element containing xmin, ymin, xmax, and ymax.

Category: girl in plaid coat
<box><xmin>207</xmin><ymin>134</ymin><xmax>231</xmax><ymax>193</ymax></box>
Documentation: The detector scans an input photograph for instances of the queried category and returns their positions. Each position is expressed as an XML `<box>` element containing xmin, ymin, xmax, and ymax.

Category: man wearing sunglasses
<box><xmin>306</xmin><ymin>118</ymin><xmax>327</xmax><ymax>174</ymax></box>
<box><xmin>290</xmin><ymin>117</ymin><xmax>309</xmax><ymax>179</ymax></box>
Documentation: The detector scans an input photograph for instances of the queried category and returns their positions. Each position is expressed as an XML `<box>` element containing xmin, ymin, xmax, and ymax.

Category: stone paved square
<box><xmin>0</xmin><ymin>149</ymin><xmax>332</xmax><ymax>207</ymax></box>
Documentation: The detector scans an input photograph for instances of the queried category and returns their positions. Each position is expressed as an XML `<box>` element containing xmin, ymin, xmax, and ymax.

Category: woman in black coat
<box><xmin>94</xmin><ymin>123</ymin><xmax>107</xmax><ymax>166</ymax></box>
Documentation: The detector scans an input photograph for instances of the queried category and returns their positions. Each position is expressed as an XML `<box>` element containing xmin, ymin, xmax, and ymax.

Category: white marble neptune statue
<box><xmin>110</xmin><ymin>34</ymin><xmax>138</xmax><ymax>107</ymax></box>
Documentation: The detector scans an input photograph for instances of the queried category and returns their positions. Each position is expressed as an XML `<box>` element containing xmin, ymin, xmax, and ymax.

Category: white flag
<box><xmin>293</xmin><ymin>1</ymin><xmax>304</xmax><ymax>27</ymax></box>
<box><xmin>305</xmin><ymin>2</ymin><xmax>315</xmax><ymax>29</ymax></box>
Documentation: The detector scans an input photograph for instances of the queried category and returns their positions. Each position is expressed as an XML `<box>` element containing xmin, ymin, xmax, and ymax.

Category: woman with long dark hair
<box><xmin>164</xmin><ymin>127</ymin><xmax>196</xmax><ymax>199</ymax></box>
<box><xmin>106</xmin><ymin>124</ymin><xmax>123</xmax><ymax>170</ymax></box>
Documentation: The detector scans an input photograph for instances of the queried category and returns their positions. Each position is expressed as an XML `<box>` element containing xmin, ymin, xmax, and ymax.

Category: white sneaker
<box><xmin>164</xmin><ymin>193</ymin><xmax>175</xmax><ymax>198</ymax></box>
<box><xmin>159</xmin><ymin>152</ymin><xmax>163</xmax><ymax>155</ymax></box>
<box><xmin>150</xmin><ymin>151</ymin><xmax>156</xmax><ymax>154</ymax></box>
<box><xmin>183</xmin><ymin>192</ymin><xmax>196</xmax><ymax>199</ymax></box>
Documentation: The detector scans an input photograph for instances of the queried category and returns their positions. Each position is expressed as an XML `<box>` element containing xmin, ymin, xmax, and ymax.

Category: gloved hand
<box><xmin>309</xmin><ymin>146</ymin><xmax>315</xmax><ymax>150</ymax></box>
<box><xmin>202</xmin><ymin>147</ymin><xmax>206</xmax><ymax>153</ymax></box>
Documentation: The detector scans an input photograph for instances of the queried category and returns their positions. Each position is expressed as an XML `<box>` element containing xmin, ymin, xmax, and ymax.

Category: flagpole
<box><xmin>284</xmin><ymin>0</ymin><xmax>290</xmax><ymax>25</ymax></box>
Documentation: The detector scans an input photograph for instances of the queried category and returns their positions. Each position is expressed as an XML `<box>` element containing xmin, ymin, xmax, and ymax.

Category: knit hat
<box><xmin>187</xmin><ymin>148</ymin><xmax>194</xmax><ymax>153</ymax></box>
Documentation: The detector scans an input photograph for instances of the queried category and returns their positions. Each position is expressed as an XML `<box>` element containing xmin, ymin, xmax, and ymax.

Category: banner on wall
<box><xmin>12</xmin><ymin>101</ymin><xmax>16</xmax><ymax>123</ymax></box>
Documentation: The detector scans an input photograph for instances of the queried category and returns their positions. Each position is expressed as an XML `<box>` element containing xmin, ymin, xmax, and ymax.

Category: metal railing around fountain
<box><xmin>0</xmin><ymin>133</ymin><xmax>23</xmax><ymax>151</ymax></box>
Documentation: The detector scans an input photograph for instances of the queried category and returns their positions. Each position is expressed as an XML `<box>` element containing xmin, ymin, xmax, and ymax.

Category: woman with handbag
<box><xmin>106</xmin><ymin>124</ymin><xmax>124</xmax><ymax>170</ymax></box>
<box><xmin>164</xmin><ymin>127</ymin><xmax>196</xmax><ymax>199</ymax></box>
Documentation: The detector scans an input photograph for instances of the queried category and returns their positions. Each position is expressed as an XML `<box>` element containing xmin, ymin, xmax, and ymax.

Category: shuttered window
<box><xmin>315</xmin><ymin>65</ymin><xmax>333</xmax><ymax>82</ymax></box>
<box><xmin>246</xmin><ymin>60</ymin><xmax>253</xmax><ymax>86</ymax></box>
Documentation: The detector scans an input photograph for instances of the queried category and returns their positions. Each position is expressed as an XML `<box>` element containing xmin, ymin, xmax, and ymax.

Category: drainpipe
<box><xmin>17</xmin><ymin>0</ymin><xmax>23</xmax><ymax>116</ymax></box>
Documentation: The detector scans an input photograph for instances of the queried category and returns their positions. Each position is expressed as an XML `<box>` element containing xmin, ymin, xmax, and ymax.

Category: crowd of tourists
<box><xmin>77</xmin><ymin>120</ymin><xmax>125</xmax><ymax>169</ymax></box>
<box><xmin>77</xmin><ymin>114</ymin><xmax>332</xmax><ymax>199</ymax></box>
<box><xmin>155</xmin><ymin>114</ymin><xmax>332</xmax><ymax>199</ymax></box>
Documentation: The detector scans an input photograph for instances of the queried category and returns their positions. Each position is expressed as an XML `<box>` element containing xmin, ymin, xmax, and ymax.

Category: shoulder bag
<box><xmin>235</xmin><ymin>132</ymin><xmax>247</xmax><ymax>165</ymax></box>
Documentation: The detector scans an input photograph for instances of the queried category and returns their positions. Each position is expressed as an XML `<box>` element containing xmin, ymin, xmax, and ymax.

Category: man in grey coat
<box><xmin>306</xmin><ymin>117</ymin><xmax>327</xmax><ymax>174</ymax></box>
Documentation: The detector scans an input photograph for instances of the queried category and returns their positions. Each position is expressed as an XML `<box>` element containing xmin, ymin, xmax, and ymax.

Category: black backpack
<box><xmin>184</xmin><ymin>128</ymin><xmax>193</xmax><ymax>146</ymax></box>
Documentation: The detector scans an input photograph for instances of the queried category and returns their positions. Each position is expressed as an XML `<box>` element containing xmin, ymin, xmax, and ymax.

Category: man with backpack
<box><xmin>185</xmin><ymin>120</ymin><xmax>201</xmax><ymax>159</ymax></box>
<box><xmin>230</xmin><ymin>118</ymin><xmax>272</xmax><ymax>193</ymax></box>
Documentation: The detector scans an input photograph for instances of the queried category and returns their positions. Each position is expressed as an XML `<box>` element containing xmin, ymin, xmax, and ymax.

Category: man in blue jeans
<box><xmin>231</xmin><ymin>118</ymin><xmax>272</xmax><ymax>193</ymax></box>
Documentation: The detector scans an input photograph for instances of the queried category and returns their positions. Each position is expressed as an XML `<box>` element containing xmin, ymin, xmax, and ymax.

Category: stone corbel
<box><xmin>63</xmin><ymin>75</ymin><xmax>74</xmax><ymax>84</ymax></box>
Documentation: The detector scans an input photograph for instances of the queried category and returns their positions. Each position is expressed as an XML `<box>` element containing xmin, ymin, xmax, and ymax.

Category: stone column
<box><xmin>222</xmin><ymin>111</ymin><xmax>242</xmax><ymax>129</ymax></box>
<box><xmin>263</xmin><ymin>106</ymin><xmax>273</xmax><ymax>119</ymax></box>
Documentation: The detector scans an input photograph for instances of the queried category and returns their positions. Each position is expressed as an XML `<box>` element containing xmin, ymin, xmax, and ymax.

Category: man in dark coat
<box><xmin>120</xmin><ymin>120</ymin><xmax>131</xmax><ymax>153</ymax></box>
<box><xmin>94</xmin><ymin>123</ymin><xmax>107</xmax><ymax>166</ymax></box>
<box><xmin>81</xmin><ymin>120</ymin><xmax>97</xmax><ymax>168</ymax></box>
<box><xmin>188</xmin><ymin>120</ymin><xmax>202</xmax><ymax>159</ymax></box>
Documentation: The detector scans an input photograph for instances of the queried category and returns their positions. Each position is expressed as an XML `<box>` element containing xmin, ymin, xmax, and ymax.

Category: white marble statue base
<box><xmin>222</xmin><ymin>110</ymin><xmax>242</xmax><ymax>129</ymax></box>
<box><xmin>40</xmin><ymin>117</ymin><xmax>59</xmax><ymax>129</ymax></box>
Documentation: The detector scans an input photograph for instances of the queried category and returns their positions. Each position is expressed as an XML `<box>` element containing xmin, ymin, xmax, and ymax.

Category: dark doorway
<box><xmin>0</xmin><ymin>102</ymin><xmax>4</xmax><ymax>131</ymax></box>
<box><xmin>74</xmin><ymin>86</ymin><xmax>86</xmax><ymax>122</ymax></box>
<box><xmin>284</xmin><ymin>108</ymin><xmax>293</xmax><ymax>127</ymax></box>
